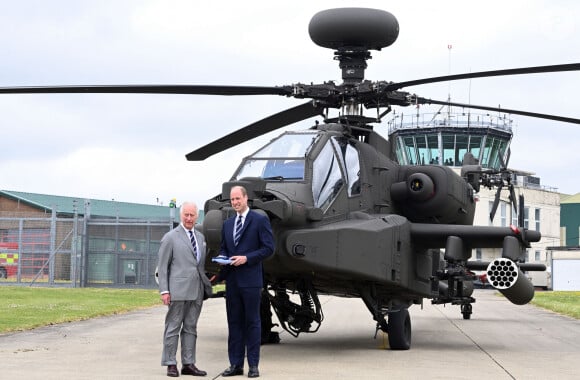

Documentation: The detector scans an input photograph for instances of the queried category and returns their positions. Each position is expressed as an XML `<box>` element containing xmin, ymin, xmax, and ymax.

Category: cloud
<box><xmin>1</xmin><ymin>0</ymin><xmax>579</xmax><ymax>204</ymax></box>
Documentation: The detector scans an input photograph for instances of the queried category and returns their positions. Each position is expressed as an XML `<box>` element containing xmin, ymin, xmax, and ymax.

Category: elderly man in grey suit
<box><xmin>158</xmin><ymin>201</ymin><xmax>213</xmax><ymax>377</ymax></box>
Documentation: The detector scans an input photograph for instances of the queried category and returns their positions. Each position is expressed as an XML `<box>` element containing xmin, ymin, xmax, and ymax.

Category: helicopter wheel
<box><xmin>388</xmin><ymin>307</ymin><xmax>411</xmax><ymax>350</ymax></box>
<box><xmin>461</xmin><ymin>303</ymin><xmax>472</xmax><ymax>320</ymax></box>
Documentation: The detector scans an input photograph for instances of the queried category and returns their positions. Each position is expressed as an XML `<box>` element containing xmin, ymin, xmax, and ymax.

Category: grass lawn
<box><xmin>0</xmin><ymin>286</ymin><xmax>161</xmax><ymax>333</ymax></box>
<box><xmin>530</xmin><ymin>291</ymin><xmax>580</xmax><ymax>319</ymax></box>
<box><xmin>0</xmin><ymin>286</ymin><xmax>577</xmax><ymax>334</ymax></box>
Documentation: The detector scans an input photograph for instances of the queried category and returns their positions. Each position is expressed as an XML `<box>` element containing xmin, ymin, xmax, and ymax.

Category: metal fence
<box><xmin>0</xmin><ymin>210</ymin><xmax>174</xmax><ymax>288</ymax></box>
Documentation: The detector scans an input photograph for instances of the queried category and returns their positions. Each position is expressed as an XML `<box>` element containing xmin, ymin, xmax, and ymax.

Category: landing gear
<box><xmin>433</xmin><ymin>260</ymin><xmax>476</xmax><ymax>321</ymax></box>
<box><xmin>264</xmin><ymin>279</ymin><xmax>323</xmax><ymax>339</ymax></box>
<box><xmin>260</xmin><ymin>290</ymin><xmax>281</xmax><ymax>344</ymax></box>
<box><xmin>388</xmin><ymin>307</ymin><xmax>411</xmax><ymax>350</ymax></box>
<box><xmin>461</xmin><ymin>303</ymin><xmax>472</xmax><ymax>320</ymax></box>
<box><xmin>359</xmin><ymin>286</ymin><xmax>412</xmax><ymax>350</ymax></box>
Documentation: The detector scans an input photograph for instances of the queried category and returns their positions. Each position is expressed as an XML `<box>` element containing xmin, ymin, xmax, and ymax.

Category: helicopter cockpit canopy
<box><xmin>312</xmin><ymin>135</ymin><xmax>361</xmax><ymax>210</ymax></box>
<box><xmin>233</xmin><ymin>130</ymin><xmax>362</xmax><ymax>213</ymax></box>
<box><xmin>234</xmin><ymin>131</ymin><xmax>319</xmax><ymax>181</ymax></box>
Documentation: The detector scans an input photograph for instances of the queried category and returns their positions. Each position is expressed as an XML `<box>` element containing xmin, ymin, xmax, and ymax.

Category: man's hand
<box><xmin>230</xmin><ymin>255</ymin><xmax>247</xmax><ymax>266</ymax></box>
<box><xmin>161</xmin><ymin>293</ymin><xmax>171</xmax><ymax>305</ymax></box>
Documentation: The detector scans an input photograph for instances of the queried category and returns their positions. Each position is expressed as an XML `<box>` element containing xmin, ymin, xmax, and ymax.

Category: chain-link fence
<box><xmin>84</xmin><ymin>218</ymin><xmax>173</xmax><ymax>288</ymax></box>
<box><xmin>0</xmin><ymin>209</ymin><xmax>174</xmax><ymax>288</ymax></box>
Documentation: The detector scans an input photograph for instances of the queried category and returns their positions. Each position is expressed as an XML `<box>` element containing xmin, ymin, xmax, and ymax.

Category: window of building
<box><xmin>403</xmin><ymin>136</ymin><xmax>417</xmax><ymax>165</ymax></box>
<box><xmin>535</xmin><ymin>250</ymin><xmax>541</xmax><ymax>261</ymax></box>
<box><xmin>535</xmin><ymin>208</ymin><xmax>540</xmax><ymax>231</ymax></box>
<box><xmin>427</xmin><ymin>135</ymin><xmax>439</xmax><ymax>164</ymax></box>
<box><xmin>525</xmin><ymin>248</ymin><xmax>530</xmax><ymax>262</ymax></box>
<box><xmin>442</xmin><ymin>134</ymin><xmax>455</xmax><ymax>165</ymax></box>
<box><xmin>500</xmin><ymin>202</ymin><xmax>507</xmax><ymax>227</ymax></box>
<box><xmin>481</xmin><ymin>137</ymin><xmax>508</xmax><ymax>170</ymax></box>
<box><xmin>455</xmin><ymin>135</ymin><xmax>468</xmax><ymax>165</ymax></box>
<box><xmin>468</xmin><ymin>135</ymin><xmax>483</xmax><ymax>161</ymax></box>
<box><xmin>475</xmin><ymin>248</ymin><xmax>482</xmax><ymax>260</ymax></box>
<box><xmin>415</xmin><ymin>135</ymin><xmax>427</xmax><ymax>165</ymax></box>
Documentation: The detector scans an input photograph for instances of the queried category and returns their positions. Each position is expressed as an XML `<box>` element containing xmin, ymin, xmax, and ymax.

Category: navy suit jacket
<box><xmin>218</xmin><ymin>210</ymin><xmax>274</xmax><ymax>287</ymax></box>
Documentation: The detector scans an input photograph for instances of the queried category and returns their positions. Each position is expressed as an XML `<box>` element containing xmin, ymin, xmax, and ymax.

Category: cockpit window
<box><xmin>253</xmin><ymin>132</ymin><xmax>318</xmax><ymax>158</ymax></box>
<box><xmin>312</xmin><ymin>141</ymin><xmax>343</xmax><ymax>210</ymax></box>
<box><xmin>331</xmin><ymin>136</ymin><xmax>361</xmax><ymax>196</ymax></box>
<box><xmin>234</xmin><ymin>132</ymin><xmax>318</xmax><ymax>181</ymax></box>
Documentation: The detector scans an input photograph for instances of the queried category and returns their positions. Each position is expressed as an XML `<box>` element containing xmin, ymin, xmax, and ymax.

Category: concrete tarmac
<box><xmin>1</xmin><ymin>289</ymin><xmax>579</xmax><ymax>379</ymax></box>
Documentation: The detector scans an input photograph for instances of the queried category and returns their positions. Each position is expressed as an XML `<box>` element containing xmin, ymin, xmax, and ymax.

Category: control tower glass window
<box><xmin>482</xmin><ymin>137</ymin><xmax>508</xmax><ymax>169</ymax></box>
<box><xmin>427</xmin><ymin>135</ymin><xmax>439</xmax><ymax>164</ymax></box>
<box><xmin>403</xmin><ymin>136</ymin><xmax>417</xmax><ymax>165</ymax></box>
<box><xmin>456</xmin><ymin>135</ymin><xmax>468</xmax><ymax>166</ymax></box>
<box><xmin>416</xmin><ymin>135</ymin><xmax>428</xmax><ymax>165</ymax></box>
<box><xmin>468</xmin><ymin>135</ymin><xmax>483</xmax><ymax>160</ymax></box>
<box><xmin>234</xmin><ymin>132</ymin><xmax>318</xmax><ymax>181</ymax></box>
<box><xmin>442</xmin><ymin>134</ymin><xmax>455</xmax><ymax>165</ymax></box>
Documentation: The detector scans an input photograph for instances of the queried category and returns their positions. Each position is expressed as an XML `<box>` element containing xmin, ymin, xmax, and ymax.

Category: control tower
<box><xmin>387</xmin><ymin>109</ymin><xmax>513</xmax><ymax>170</ymax></box>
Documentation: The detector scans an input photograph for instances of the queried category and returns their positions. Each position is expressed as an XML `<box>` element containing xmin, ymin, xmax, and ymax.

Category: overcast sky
<box><xmin>1</xmin><ymin>0</ymin><xmax>579</xmax><ymax>207</ymax></box>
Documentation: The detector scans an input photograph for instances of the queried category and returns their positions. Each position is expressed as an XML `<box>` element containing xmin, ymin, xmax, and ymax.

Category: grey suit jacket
<box><xmin>157</xmin><ymin>224</ymin><xmax>212</xmax><ymax>301</ymax></box>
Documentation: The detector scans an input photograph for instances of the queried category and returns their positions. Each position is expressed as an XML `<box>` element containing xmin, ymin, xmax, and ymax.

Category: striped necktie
<box><xmin>188</xmin><ymin>230</ymin><xmax>198</xmax><ymax>260</ymax></box>
<box><xmin>234</xmin><ymin>215</ymin><xmax>243</xmax><ymax>246</ymax></box>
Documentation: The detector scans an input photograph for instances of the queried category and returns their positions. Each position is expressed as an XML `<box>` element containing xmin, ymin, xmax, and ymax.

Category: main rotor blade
<box><xmin>186</xmin><ymin>101</ymin><xmax>324</xmax><ymax>161</ymax></box>
<box><xmin>0</xmin><ymin>84</ymin><xmax>292</xmax><ymax>96</ymax></box>
<box><xmin>386</xmin><ymin>63</ymin><xmax>580</xmax><ymax>91</ymax></box>
<box><xmin>508</xmin><ymin>184</ymin><xmax>518</xmax><ymax>220</ymax></box>
<box><xmin>489</xmin><ymin>182</ymin><xmax>503</xmax><ymax>222</ymax></box>
<box><xmin>416</xmin><ymin>97</ymin><xmax>580</xmax><ymax>124</ymax></box>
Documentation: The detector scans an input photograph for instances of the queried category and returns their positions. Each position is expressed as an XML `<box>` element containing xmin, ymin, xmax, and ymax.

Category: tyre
<box><xmin>388</xmin><ymin>307</ymin><xmax>411</xmax><ymax>350</ymax></box>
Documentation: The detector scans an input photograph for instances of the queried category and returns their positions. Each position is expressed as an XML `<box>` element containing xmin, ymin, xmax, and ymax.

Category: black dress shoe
<box><xmin>167</xmin><ymin>364</ymin><xmax>179</xmax><ymax>377</ymax></box>
<box><xmin>248</xmin><ymin>366</ymin><xmax>259</xmax><ymax>378</ymax></box>
<box><xmin>182</xmin><ymin>364</ymin><xmax>207</xmax><ymax>376</ymax></box>
<box><xmin>222</xmin><ymin>365</ymin><xmax>243</xmax><ymax>376</ymax></box>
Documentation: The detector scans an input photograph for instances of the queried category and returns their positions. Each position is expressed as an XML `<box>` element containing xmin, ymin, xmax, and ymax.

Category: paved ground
<box><xmin>1</xmin><ymin>289</ymin><xmax>579</xmax><ymax>379</ymax></box>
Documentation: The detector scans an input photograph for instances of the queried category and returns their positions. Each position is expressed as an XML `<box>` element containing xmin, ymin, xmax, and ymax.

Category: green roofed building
<box><xmin>0</xmin><ymin>190</ymin><xmax>202</xmax><ymax>222</ymax></box>
<box><xmin>561</xmin><ymin>193</ymin><xmax>580</xmax><ymax>247</ymax></box>
<box><xmin>0</xmin><ymin>190</ymin><xmax>205</xmax><ymax>287</ymax></box>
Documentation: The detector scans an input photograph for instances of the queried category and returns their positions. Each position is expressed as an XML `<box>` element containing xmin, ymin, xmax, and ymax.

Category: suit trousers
<box><xmin>161</xmin><ymin>300</ymin><xmax>202</xmax><ymax>366</ymax></box>
<box><xmin>226</xmin><ymin>286</ymin><xmax>262</xmax><ymax>367</ymax></box>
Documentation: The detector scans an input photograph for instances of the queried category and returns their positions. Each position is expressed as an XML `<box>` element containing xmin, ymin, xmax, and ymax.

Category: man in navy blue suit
<box><xmin>216</xmin><ymin>185</ymin><xmax>274</xmax><ymax>378</ymax></box>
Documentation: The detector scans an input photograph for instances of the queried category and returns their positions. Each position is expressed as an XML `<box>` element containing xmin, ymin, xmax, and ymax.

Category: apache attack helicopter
<box><xmin>1</xmin><ymin>7</ymin><xmax>579</xmax><ymax>350</ymax></box>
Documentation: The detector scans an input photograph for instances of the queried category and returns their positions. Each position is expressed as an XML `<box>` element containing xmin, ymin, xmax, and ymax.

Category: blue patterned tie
<box><xmin>234</xmin><ymin>215</ymin><xmax>243</xmax><ymax>246</ymax></box>
<box><xmin>188</xmin><ymin>230</ymin><xmax>198</xmax><ymax>260</ymax></box>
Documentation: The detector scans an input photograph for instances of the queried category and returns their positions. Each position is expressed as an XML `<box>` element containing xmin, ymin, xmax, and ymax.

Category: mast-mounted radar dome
<box><xmin>308</xmin><ymin>8</ymin><xmax>399</xmax><ymax>84</ymax></box>
<box><xmin>308</xmin><ymin>8</ymin><xmax>399</xmax><ymax>51</ymax></box>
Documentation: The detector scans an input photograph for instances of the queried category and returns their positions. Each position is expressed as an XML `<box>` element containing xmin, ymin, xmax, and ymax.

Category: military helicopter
<box><xmin>1</xmin><ymin>7</ymin><xmax>579</xmax><ymax>350</ymax></box>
